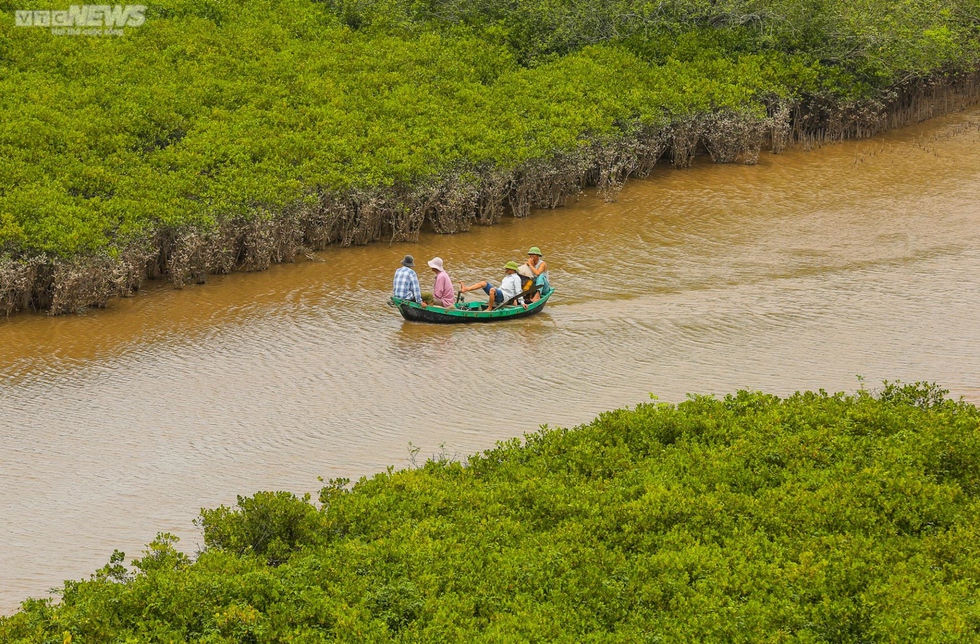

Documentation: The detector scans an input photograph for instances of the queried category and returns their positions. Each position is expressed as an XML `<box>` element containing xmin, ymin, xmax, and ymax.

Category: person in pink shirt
<box><xmin>427</xmin><ymin>257</ymin><xmax>456</xmax><ymax>308</ymax></box>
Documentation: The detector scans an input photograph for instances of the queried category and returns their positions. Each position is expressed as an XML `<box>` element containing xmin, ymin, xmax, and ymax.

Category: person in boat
<box><xmin>426</xmin><ymin>257</ymin><xmax>455</xmax><ymax>308</ymax></box>
<box><xmin>392</xmin><ymin>255</ymin><xmax>426</xmax><ymax>307</ymax></box>
<box><xmin>459</xmin><ymin>261</ymin><xmax>527</xmax><ymax>311</ymax></box>
<box><xmin>523</xmin><ymin>246</ymin><xmax>550</xmax><ymax>301</ymax></box>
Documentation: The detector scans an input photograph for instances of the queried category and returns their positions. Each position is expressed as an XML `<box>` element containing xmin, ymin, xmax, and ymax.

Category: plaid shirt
<box><xmin>392</xmin><ymin>266</ymin><xmax>422</xmax><ymax>303</ymax></box>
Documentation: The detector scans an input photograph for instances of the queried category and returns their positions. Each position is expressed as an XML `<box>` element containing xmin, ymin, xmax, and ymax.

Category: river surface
<box><xmin>2</xmin><ymin>109</ymin><xmax>980</xmax><ymax>614</ymax></box>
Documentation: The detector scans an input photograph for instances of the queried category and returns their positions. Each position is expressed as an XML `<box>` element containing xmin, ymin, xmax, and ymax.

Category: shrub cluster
<box><xmin>2</xmin><ymin>382</ymin><xmax>979</xmax><ymax>641</ymax></box>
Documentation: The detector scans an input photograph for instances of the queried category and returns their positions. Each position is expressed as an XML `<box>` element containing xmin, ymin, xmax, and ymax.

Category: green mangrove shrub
<box><xmin>196</xmin><ymin>491</ymin><xmax>327</xmax><ymax>565</ymax></box>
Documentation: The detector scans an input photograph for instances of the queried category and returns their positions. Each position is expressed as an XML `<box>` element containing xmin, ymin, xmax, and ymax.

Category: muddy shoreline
<box><xmin>3</xmin><ymin>71</ymin><xmax>979</xmax><ymax>317</ymax></box>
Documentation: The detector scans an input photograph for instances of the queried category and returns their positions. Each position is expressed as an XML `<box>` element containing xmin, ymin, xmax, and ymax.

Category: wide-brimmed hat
<box><xmin>400</xmin><ymin>255</ymin><xmax>415</xmax><ymax>267</ymax></box>
<box><xmin>427</xmin><ymin>257</ymin><xmax>444</xmax><ymax>271</ymax></box>
<box><xmin>527</xmin><ymin>246</ymin><xmax>543</xmax><ymax>256</ymax></box>
<box><xmin>504</xmin><ymin>260</ymin><xmax>520</xmax><ymax>271</ymax></box>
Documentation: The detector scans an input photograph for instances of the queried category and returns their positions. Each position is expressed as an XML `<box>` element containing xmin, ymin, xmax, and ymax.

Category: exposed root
<box><xmin>768</xmin><ymin>102</ymin><xmax>792</xmax><ymax>154</ymax></box>
<box><xmin>381</xmin><ymin>192</ymin><xmax>423</xmax><ymax>243</ymax></box>
<box><xmin>670</xmin><ymin>118</ymin><xmax>703</xmax><ymax>168</ymax></box>
<box><xmin>240</xmin><ymin>212</ymin><xmax>278</xmax><ymax>271</ymax></box>
<box><xmin>883</xmin><ymin>73</ymin><xmax>980</xmax><ymax>130</ymax></box>
<box><xmin>206</xmin><ymin>220</ymin><xmax>241</xmax><ymax>275</ymax></box>
<box><xmin>47</xmin><ymin>244</ymin><xmax>156</xmax><ymax>315</ymax></box>
<box><xmin>114</xmin><ymin>245</ymin><xmax>156</xmax><ymax>297</ymax></box>
<box><xmin>529</xmin><ymin>151</ymin><xmax>590</xmax><ymax>209</ymax></box>
<box><xmin>506</xmin><ymin>169</ymin><xmax>533</xmax><ymax>218</ymax></box>
<box><xmin>49</xmin><ymin>257</ymin><xmax>116</xmax><ymax>315</ymax></box>
<box><xmin>593</xmin><ymin>139</ymin><xmax>641</xmax><ymax>202</ymax></box>
<box><xmin>0</xmin><ymin>256</ymin><xmax>39</xmax><ymax>317</ymax></box>
<box><xmin>789</xmin><ymin>71</ymin><xmax>980</xmax><ymax>148</ymax></box>
<box><xmin>303</xmin><ymin>194</ymin><xmax>343</xmax><ymax>251</ymax></box>
<box><xmin>340</xmin><ymin>193</ymin><xmax>388</xmax><ymax>246</ymax></box>
<box><xmin>702</xmin><ymin>112</ymin><xmax>768</xmax><ymax>164</ymax></box>
<box><xmin>267</xmin><ymin>207</ymin><xmax>305</xmax><ymax>266</ymax></box>
<box><xmin>168</xmin><ymin>229</ymin><xmax>208</xmax><ymax>288</ymax></box>
<box><xmin>630</xmin><ymin>127</ymin><xmax>669</xmax><ymax>179</ymax></box>
<box><xmin>427</xmin><ymin>176</ymin><xmax>478</xmax><ymax>234</ymax></box>
<box><xmin>473</xmin><ymin>170</ymin><xmax>509</xmax><ymax>226</ymax></box>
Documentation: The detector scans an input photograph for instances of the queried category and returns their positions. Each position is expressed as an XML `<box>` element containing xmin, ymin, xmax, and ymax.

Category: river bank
<box><xmin>2</xmin><ymin>71</ymin><xmax>979</xmax><ymax>317</ymax></box>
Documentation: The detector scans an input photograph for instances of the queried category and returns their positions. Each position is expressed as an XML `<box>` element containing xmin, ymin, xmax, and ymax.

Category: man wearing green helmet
<box><xmin>459</xmin><ymin>260</ymin><xmax>527</xmax><ymax>311</ymax></box>
<box><xmin>523</xmin><ymin>246</ymin><xmax>550</xmax><ymax>301</ymax></box>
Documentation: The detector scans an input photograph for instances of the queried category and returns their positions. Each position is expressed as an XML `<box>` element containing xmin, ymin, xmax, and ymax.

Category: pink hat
<box><xmin>427</xmin><ymin>257</ymin><xmax>444</xmax><ymax>271</ymax></box>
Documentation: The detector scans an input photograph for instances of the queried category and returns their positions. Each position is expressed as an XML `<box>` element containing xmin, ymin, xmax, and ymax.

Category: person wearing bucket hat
<box><xmin>392</xmin><ymin>254</ymin><xmax>426</xmax><ymax>307</ymax></box>
<box><xmin>459</xmin><ymin>260</ymin><xmax>527</xmax><ymax>311</ymax></box>
<box><xmin>426</xmin><ymin>257</ymin><xmax>455</xmax><ymax>308</ymax></box>
<box><xmin>523</xmin><ymin>246</ymin><xmax>550</xmax><ymax>300</ymax></box>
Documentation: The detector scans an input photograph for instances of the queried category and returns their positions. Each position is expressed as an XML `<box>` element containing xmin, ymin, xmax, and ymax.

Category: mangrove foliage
<box><xmin>1</xmin><ymin>382</ymin><xmax>979</xmax><ymax>641</ymax></box>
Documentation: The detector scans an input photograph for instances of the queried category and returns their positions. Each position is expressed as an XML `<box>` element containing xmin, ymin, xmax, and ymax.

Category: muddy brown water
<box><xmin>2</xmin><ymin>109</ymin><xmax>980</xmax><ymax>614</ymax></box>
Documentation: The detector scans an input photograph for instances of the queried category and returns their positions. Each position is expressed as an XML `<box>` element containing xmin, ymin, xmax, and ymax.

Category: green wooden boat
<box><xmin>390</xmin><ymin>288</ymin><xmax>553</xmax><ymax>323</ymax></box>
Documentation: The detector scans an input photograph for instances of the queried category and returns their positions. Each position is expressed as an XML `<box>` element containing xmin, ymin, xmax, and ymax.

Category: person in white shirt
<box><xmin>459</xmin><ymin>261</ymin><xmax>527</xmax><ymax>311</ymax></box>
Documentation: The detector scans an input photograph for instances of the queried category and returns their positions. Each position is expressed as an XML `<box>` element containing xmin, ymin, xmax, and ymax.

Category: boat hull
<box><xmin>391</xmin><ymin>289</ymin><xmax>552</xmax><ymax>324</ymax></box>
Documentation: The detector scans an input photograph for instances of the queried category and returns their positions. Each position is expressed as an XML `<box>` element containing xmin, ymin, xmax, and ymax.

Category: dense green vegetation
<box><xmin>2</xmin><ymin>382</ymin><xmax>979</xmax><ymax>641</ymax></box>
<box><xmin>1</xmin><ymin>0</ymin><xmax>980</xmax><ymax>312</ymax></box>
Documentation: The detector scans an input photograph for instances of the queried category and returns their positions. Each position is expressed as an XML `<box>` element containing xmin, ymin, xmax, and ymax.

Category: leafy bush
<box><xmin>2</xmin><ymin>384</ymin><xmax>979</xmax><ymax>641</ymax></box>
<box><xmin>197</xmin><ymin>491</ymin><xmax>326</xmax><ymax>565</ymax></box>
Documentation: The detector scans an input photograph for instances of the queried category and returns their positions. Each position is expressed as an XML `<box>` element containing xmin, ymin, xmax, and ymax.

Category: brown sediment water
<box><xmin>2</xmin><ymin>108</ymin><xmax>980</xmax><ymax>614</ymax></box>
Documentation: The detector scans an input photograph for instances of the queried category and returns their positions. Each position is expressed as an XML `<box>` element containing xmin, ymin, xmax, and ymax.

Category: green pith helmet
<box><xmin>504</xmin><ymin>260</ymin><xmax>520</xmax><ymax>271</ymax></box>
<box><xmin>527</xmin><ymin>246</ymin><xmax>543</xmax><ymax>256</ymax></box>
